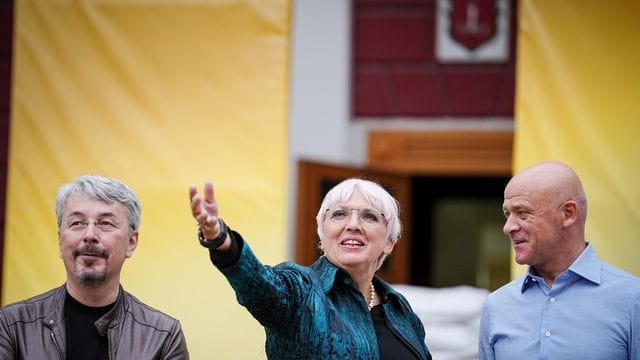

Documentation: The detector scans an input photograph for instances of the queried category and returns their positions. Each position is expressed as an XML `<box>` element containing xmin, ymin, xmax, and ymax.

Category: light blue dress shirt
<box><xmin>479</xmin><ymin>243</ymin><xmax>640</xmax><ymax>360</ymax></box>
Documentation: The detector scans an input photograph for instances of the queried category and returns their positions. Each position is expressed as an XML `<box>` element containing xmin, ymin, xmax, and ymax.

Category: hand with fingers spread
<box><xmin>189</xmin><ymin>181</ymin><xmax>230</xmax><ymax>250</ymax></box>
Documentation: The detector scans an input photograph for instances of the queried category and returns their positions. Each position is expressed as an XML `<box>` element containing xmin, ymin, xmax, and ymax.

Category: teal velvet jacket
<box><xmin>209</xmin><ymin>232</ymin><xmax>432</xmax><ymax>359</ymax></box>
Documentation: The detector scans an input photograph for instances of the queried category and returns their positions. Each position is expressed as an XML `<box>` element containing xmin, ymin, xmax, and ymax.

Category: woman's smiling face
<box><xmin>321</xmin><ymin>188</ymin><xmax>394</xmax><ymax>276</ymax></box>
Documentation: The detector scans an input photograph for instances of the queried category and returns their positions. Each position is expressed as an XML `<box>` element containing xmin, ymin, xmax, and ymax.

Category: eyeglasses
<box><xmin>325</xmin><ymin>206</ymin><xmax>385</xmax><ymax>227</ymax></box>
<box><xmin>62</xmin><ymin>218</ymin><xmax>124</xmax><ymax>233</ymax></box>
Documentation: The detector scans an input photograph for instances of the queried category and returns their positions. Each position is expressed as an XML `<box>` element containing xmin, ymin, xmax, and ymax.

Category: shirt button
<box><xmin>549</xmin><ymin>298</ymin><xmax>556</xmax><ymax>303</ymax></box>
<box><xmin>545</xmin><ymin>331</ymin><xmax>551</xmax><ymax>337</ymax></box>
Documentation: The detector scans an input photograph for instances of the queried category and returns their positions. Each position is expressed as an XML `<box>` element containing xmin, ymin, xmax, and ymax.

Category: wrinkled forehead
<box><xmin>62</xmin><ymin>193</ymin><xmax>125</xmax><ymax>217</ymax></box>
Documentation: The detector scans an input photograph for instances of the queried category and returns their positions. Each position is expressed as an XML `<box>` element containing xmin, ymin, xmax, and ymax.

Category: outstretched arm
<box><xmin>188</xmin><ymin>181</ymin><xmax>303</xmax><ymax>331</ymax></box>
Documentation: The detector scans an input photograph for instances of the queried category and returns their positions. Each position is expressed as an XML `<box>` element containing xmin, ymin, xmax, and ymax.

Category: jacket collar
<box><xmin>44</xmin><ymin>285</ymin><xmax>68</xmax><ymax>330</ymax></box>
<box><xmin>310</xmin><ymin>256</ymin><xmax>340</xmax><ymax>294</ymax></box>
<box><xmin>94</xmin><ymin>285</ymin><xmax>126</xmax><ymax>336</ymax></box>
<box><xmin>309</xmin><ymin>255</ymin><xmax>403</xmax><ymax>304</ymax></box>
<box><xmin>46</xmin><ymin>283</ymin><xmax>126</xmax><ymax>336</ymax></box>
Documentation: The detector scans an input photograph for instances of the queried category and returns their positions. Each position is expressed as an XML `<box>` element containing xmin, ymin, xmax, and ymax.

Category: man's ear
<box><xmin>562</xmin><ymin>201</ymin><xmax>578</xmax><ymax>227</ymax></box>
<box><xmin>126</xmin><ymin>230</ymin><xmax>139</xmax><ymax>258</ymax></box>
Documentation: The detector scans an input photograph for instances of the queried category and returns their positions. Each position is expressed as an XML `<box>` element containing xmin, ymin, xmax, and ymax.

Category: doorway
<box><xmin>410</xmin><ymin>176</ymin><xmax>510</xmax><ymax>290</ymax></box>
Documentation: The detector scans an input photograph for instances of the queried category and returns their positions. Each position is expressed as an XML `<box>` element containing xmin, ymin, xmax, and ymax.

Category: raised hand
<box><xmin>189</xmin><ymin>181</ymin><xmax>228</xmax><ymax>248</ymax></box>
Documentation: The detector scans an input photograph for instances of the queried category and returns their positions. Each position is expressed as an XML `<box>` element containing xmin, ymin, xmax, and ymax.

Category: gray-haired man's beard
<box><xmin>75</xmin><ymin>268</ymin><xmax>107</xmax><ymax>288</ymax></box>
<box><xmin>73</xmin><ymin>243</ymin><xmax>109</xmax><ymax>288</ymax></box>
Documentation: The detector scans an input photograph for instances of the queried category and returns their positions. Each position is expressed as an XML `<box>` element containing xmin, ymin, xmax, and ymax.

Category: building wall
<box><xmin>0</xmin><ymin>0</ymin><xmax>13</xmax><ymax>295</ymax></box>
<box><xmin>353</xmin><ymin>0</ymin><xmax>516</xmax><ymax>117</ymax></box>
<box><xmin>287</xmin><ymin>0</ymin><xmax>515</xmax><ymax>253</ymax></box>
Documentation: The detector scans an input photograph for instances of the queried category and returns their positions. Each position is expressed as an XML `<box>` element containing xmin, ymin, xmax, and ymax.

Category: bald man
<box><xmin>479</xmin><ymin>161</ymin><xmax>640</xmax><ymax>360</ymax></box>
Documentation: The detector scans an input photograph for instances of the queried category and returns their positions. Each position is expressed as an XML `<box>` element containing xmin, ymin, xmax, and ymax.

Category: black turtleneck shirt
<box><xmin>64</xmin><ymin>291</ymin><xmax>115</xmax><ymax>360</ymax></box>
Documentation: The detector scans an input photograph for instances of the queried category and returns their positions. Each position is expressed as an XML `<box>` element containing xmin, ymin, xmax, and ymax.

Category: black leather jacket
<box><xmin>0</xmin><ymin>284</ymin><xmax>189</xmax><ymax>359</ymax></box>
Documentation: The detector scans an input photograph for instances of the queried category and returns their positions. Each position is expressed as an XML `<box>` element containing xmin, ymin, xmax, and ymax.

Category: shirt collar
<box><xmin>567</xmin><ymin>242</ymin><xmax>601</xmax><ymax>284</ymax></box>
<box><xmin>520</xmin><ymin>242</ymin><xmax>601</xmax><ymax>292</ymax></box>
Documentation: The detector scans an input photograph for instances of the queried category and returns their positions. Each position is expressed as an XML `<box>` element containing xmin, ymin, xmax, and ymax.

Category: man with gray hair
<box><xmin>0</xmin><ymin>175</ymin><xmax>189</xmax><ymax>359</ymax></box>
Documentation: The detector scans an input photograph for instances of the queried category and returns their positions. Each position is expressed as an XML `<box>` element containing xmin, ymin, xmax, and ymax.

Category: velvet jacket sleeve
<box><xmin>207</xmin><ymin>230</ymin><xmax>308</xmax><ymax>331</ymax></box>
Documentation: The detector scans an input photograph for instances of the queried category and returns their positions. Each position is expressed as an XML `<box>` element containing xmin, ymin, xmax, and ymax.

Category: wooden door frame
<box><xmin>367</xmin><ymin>130</ymin><xmax>513</xmax><ymax>175</ymax></box>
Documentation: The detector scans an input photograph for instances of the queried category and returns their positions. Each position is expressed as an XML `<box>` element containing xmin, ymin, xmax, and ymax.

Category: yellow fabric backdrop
<box><xmin>4</xmin><ymin>0</ymin><xmax>290</xmax><ymax>358</ymax></box>
<box><xmin>514</xmin><ymin>0</ymin><xmax>640</xmax><ymax>277</ymax></box>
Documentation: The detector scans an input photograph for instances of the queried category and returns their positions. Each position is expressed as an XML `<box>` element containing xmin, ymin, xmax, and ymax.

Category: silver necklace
<box><xmin>367</xmin><ymin>282</ymin><xmax>376</xmax><ymax>311</ymax></box>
